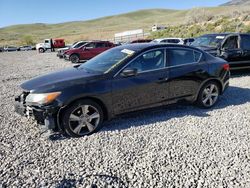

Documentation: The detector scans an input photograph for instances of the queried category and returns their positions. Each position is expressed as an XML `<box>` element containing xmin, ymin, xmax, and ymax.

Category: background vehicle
<box><xmin>151</xmin><ymin>38</ymin><xmax>184</xmax><ymax>44</ymax></box>
<box><xmin>57</xmin><ymin>41</ymin><xmax>88</xmax><ymax>58</ymax></box>
<box><xmin>191</xmin><ymin>33</ymin><xmax>230</xmax><ymax>56</ymax></box>
<box><xmin>184</xmin><ymin>38</ymin><xmax>195</xmax><ymax>45</ymax></box>
<box><xmin>192</xmin><ymin>33</ymin><xmax>250</xmax><ymax>69</ymax></box>
<box><xmin>36</xmin><ymin>38</ymin><xmax>65</xmax><ymax>53</ymax></box>
<box><xmin>4</xmin><ymin>46</ymin><xmax>19</xmax><ymax>52</ymax></box>
<box><xmin>130</xmin><ymin>39</ymin><xmax>152</xmax><ymax>43</ymax></box>
<box><xmin>15</xmin><ymin>43</ymin><xmax>230</xmax><ymax>137</ymax></box>
<box><xmin>19</xmin><ymin>45</ymin><xmax>33</xmax><ymax>51</ymax></box>
<box><xmin>0</xmin><ymin>47</ymin><xmax>3</xmax><ymax>52</ymax></box>
<box><xmin>64</xmin><ymin>41</ymin><xmax>115</xmax><ymax>63</ymax></box>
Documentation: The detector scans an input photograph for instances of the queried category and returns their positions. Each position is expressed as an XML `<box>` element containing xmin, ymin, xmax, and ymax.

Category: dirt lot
<box><xmin>0</xmin><ymin>51</ymin><xmax>250</xmax><ymax>187</ymax></box>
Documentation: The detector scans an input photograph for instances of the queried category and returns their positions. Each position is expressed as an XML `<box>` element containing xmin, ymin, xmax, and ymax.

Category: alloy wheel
<box><xmin>70</xmin><ymin>55</ymin><xmax>79</xmax><ymax>63</ymax></box>
<box><xmin>68</xmin><ymin>105</ymin><xmax>100</xmax><ymax>136</ymax></box>
<box><xmin>202</xmin><ymin>84</ymin><xmax>219</xmax><ymax>107</ymax></box>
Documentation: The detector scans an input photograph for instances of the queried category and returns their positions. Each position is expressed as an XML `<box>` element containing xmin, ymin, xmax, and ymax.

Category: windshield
<box><xmin>79</xmin><ymin>48</ymin><xmax>135</xmax><ymax>73</ymax></box>
<box><xmin>192</xmin><ymin>35</ymin><xmax>225</xmax><ymax>48</ymax></box>
<box><xmin>72</xmin><ymin>42</ymin><xmax>87</xmax><ymax>49</ymax></box>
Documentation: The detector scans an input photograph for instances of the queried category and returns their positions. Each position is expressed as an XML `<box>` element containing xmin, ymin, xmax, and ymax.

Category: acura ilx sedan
<box><xmin>15</xmin><ymin>44</ymin><xmax>230</xmax><ymax>137</ymax></box>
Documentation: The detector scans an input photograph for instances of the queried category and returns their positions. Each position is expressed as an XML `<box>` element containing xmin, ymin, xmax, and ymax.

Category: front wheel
<box><xmin>38</xmin><ymin>48</ymin><xmax>45</xmax><ymax>53</ymax></box>
<box><xmin>197</xmin><ymin>81</ymin><xmax>220</xmax><ymax>108</ymax></box>
<box><xmin>70</xmin><ymin>54</ymin><xmax>80</xmax><ymax>63</ymax></box>
<box><xmin>61</xmin><ymin>100</ymin><xmax>104</xmax><ymax>137</ymax></box>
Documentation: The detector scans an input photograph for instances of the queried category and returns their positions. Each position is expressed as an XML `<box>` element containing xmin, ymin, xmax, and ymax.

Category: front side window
<box><xmin>169</xmin><ymin>49</ymin><xmax>202</xmax><ymax>67</ymax></box>
<box><xmin>126</xmin><ymin>50</ymin><xmax>165</xmax><ymax>73</ymax></box>
<box><xmin>222</xmin><ymin>36</ymin><xmax>239</xmax><ymax>50</ymax></box>
<box><xmin>85</xmin><ymin>42</ymin><xmax>96</xmax><ymax>48</ymax></box>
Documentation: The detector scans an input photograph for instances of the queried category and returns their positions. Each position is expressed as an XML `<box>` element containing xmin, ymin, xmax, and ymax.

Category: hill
<box><xmin>0</xmin><ymin>6</ymin><xmax>250</xmax><ymax>46</ymax></box>
<box><xmin>221</xmin><ymin>0</ymin><xmax>250</xmax><ymax>6</ymax></box>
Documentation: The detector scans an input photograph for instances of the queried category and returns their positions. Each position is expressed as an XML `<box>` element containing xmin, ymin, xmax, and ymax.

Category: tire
<box><xmin>61</xmin><ymin>99</ymin><xmax>104</xmax><ymax>137</ymax></box>
<box><xmin>196</xmin><ymin>81</ymin><xmax>220</xmax><ymax>108</ymax></box>
<box><xmin>39</xmin><ymin>48</ymin><xmax>45</xmax><ymax>53</ymax></box>
<box><xmin>70</xmin><ymin>54</ymin><xmax>80</xmax><ymax>63</ymax></box>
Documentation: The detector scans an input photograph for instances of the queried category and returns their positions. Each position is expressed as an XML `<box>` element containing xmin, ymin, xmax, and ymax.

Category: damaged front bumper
<box><xmin>14</xmin><ymin>92</ymin><xmax>60</xmax><ymax>131</ymax></box>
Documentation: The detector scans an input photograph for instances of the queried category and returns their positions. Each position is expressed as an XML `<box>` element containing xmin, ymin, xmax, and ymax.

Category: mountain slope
<box><xmin>0</xmin><ymin>6</ymin><xmax>249</xmax><ymax>46</ymax></box>
<box><xmin>221</xmin><ymin>0</ymin><xmax>250</xmax><ymax>6</ymax></box>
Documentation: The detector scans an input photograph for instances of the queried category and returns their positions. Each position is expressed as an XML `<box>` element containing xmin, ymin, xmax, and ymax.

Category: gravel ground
<box><xmin>0</xmin><ymin>51</ymin><xmax>250</xmax><ymax>188</ymax></box>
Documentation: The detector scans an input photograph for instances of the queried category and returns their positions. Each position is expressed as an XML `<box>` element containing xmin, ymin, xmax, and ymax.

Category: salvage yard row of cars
<box><xmin>55</xmin><ymin>33</ymin><xmax>250</xmax><ymax>70</ymax></box>
<box><xmin>0</xmin><ymin>45</ymin><xmax>35</xmax><ymax>52</ymax></box>
<box><xmin>14</xmin><ymin>32</ymin><xmax>250</xmax><ymax>137</ymax></box>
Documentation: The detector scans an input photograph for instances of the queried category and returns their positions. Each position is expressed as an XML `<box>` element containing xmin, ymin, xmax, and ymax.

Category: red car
<box><xmin>131</xmin><ymin>39</ymin><xmax>152</xmax><ymax>43</ymax></box>
<box><xmin>64</xmin><ymin>41</ymin><xmax>115</xmax><ymax>63</ymax></box>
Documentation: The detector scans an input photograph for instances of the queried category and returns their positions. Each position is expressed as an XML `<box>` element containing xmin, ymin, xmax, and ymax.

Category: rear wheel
<box><xmin>197</xmin><ymin>81</ymin><xmax>220</xmax><ymax>108</ymax></box>
<box><xmin>61</xmin><ymin>100</ymin><xmax>104</xmax><ymax>137</ymax></box>
<box><xmin>70</xmin><ymin>54</ymin><xmax>80</xmax><ymax>63</ymax></box>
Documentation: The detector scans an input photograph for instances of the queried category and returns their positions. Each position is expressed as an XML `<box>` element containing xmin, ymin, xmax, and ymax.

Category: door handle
<box><xmin>157</xmin><ymin>77</ymin><xmax>169</xmax><ymax>83</ymax></box>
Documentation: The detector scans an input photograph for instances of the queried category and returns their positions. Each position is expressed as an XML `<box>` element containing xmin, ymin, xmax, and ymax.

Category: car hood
<box><xmin>58</xmin><ymin>47</ymin><xmax>69</xmax><ymax>51</ymax></box>
<box><xmin>21</xmin><ymin>67</ymin><xmax>101</xmax><ymax>93</ymax></box>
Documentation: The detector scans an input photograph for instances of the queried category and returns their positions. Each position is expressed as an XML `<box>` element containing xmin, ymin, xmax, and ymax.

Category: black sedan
<box><xmin>15</xmin><ymin>44</ymin><xmax>230</xmax><ymax>137</ymax></box>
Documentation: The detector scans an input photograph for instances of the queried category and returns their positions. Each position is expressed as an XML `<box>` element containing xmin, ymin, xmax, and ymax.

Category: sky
<box><xmin>0</xmin><ymin>0</ymin><xmax>229</xmax><ymax>28</ymax></box>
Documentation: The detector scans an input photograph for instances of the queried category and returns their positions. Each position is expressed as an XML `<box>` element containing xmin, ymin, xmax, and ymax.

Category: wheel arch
<box><xmin>70</xmin><ymin>53</ymin><xmax>80</xmax><ymax>58</ymax></box>
<box><xmin>57</xmin><ymin>96</ymin><xmax>110</xmax><ymax>131</ymax></box>
<box><xmin>195</xmin><ymin>78</ymin><xmax>223</xmax><ymax>100</ymax></box>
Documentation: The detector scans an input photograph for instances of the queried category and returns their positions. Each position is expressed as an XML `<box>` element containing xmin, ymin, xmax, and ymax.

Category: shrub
<box><xmin>21</xmin><ymin>35</ymin><xmax>35</xmax><ymax>45</ymax></box>
<box><xmin>186</xmin><ymin>8</ymin><xmax>214</xmax><ymax>24</ymax></box>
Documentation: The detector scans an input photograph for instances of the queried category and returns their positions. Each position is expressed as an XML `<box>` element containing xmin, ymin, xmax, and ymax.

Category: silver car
<box><xmin>19</xmin><ymin>46</ymin><xmax>33</xmax><ymax>51</ymax></box>
<box><xmin>4</xmin><ymin>46</ymin><xmax>19</xmax><ymax>52</ymax></box>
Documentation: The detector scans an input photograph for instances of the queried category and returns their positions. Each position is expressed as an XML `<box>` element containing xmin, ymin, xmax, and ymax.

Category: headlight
<box><xmin>26</xmin><ymin>92</ymin><xmax>61</xmax><ymax>105</ymax></box>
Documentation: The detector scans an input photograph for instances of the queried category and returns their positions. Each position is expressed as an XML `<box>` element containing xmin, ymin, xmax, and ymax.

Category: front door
<box><xmin>239</xmin><ymin>34</ymin><xmax>250</xmax><ymax>69</ymax></box>
<box><xmin>220</xmin><ymin>34</ymin><xmax>243</xmax><ymax>68</ymax></box>
<box><xmin>80</xmin><ymin>42</ymin><xmax>96</xmax><ymax>60</ymax></box>
<box><xmin>112</xmin><ymin>49</ymin><xmax>169</xmax><ymax>114</ymax></box>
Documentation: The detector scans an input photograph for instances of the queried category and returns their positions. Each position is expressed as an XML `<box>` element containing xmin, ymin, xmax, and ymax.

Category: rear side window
<box><xmin>241</xmin><ymin>35</ymin><xmax>250</xmax><ymax>50</ymax></box>
<box><xmin>222</xmin><ymin>36</ymin><xmax>239</xmax><ymax>49</ymax></box>
<box><xmin>96</xmin><ymin>42</ymin><xmax>106</xmax><ymax>48</ymax></box>
<box><xmin>169</xmin><ymin>49</ymin><xmax>202</xmax><ymax>66</ymax></box>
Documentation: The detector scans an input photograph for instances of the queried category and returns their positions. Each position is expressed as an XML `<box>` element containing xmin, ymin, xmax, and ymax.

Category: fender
<box><xmin>194</xmin><ymin>77</ymin><xmax>224</xmax><ymax>101</ymax></box>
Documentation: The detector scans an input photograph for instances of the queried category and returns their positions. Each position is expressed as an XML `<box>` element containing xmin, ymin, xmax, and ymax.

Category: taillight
<box><xmin>223</xmin><ymin>64</ymin><xmax>230</xmax><ymax>71</ymax></box>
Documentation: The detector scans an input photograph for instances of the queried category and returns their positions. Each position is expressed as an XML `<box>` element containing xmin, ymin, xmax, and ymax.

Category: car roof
<box><xmin>201</xmin><ymin>33</ymin><xmax>233</xmax><ymax>37</ymax></box>
<box><xmin>115</xmin><ymin>43</ymin><xmax>202</xmax><ymax>53</ymax></box>
<box><xmin>154</xmin><ymin>38</ymin><xmax>183</xmax><ymax>41</ymax></box>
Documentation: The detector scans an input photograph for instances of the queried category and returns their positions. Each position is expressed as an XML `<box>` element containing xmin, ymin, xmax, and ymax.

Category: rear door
<box><xmin>167</xmin><ymin>48</ymin><xmax>208</xmax><ymax>99</ymax></box>
<box><xmin>94</xmin><ymin>42</ymin><xmax>110</xmax><ymax>56</ymax></box>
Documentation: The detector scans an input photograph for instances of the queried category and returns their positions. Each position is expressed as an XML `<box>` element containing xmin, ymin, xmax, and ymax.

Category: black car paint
<box><xmin>194</xmin><ymin>33</ymin><xmax>250</xmax><ymax>69</ymax></box>
<box><xmin>15</xmin><ymin>44</ymin><xmax>229</xmax><ymax>131</ymax></box>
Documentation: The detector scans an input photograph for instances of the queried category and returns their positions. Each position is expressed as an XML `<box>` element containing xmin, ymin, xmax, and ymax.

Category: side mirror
<box><xmin>120</xmin><ymin>68</ymin><xmax>138</xmax><ymax>77</ymax></box>
<box><xmin>73</xmin><ymin>64</ymin><xmax>81</xmax><ymax>68</ymax></box>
